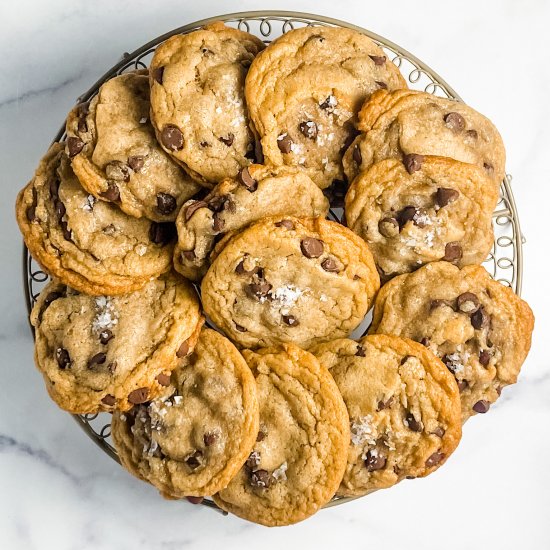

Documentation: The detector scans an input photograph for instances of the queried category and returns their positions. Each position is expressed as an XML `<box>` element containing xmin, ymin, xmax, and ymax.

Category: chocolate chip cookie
<box><xmin>311</xmin><ymin>335</ymin><xmax>462</xmax><ymax>496</ymax></box>
<box><xmin>201</xmin><ymin>216</ymin><xmax>380</xmax><ymax>349</ymax></box>
<box><xmin>245</xmin><ymin>26</ymin><xmax>407</xmax><ymax>189</ymax></box>
<box><xmin>111</xmin><ymin>328</ymin><xmax>259</xmax><ymax>498</ymax></box>
<box><xmin>31</xmin><ymin>273</ymin><xmax>203</xmax><ymax>413</ymax></box>
<box><xmin>174</xmin><ymin>164</ymin><xmax>329</xmax><ymax>281</ymax></box>
<box><xmin>65</xmin><ymin>72</ymin><xmax>201</xmax><ymax>222</ymax></box>
<box><xmin>16</xmin><ymin>144</ymin><xmax>175</xmax><ymax>295</ymax></box>
<box><xmin>149</xmin><ymin>22</ymin><xmax>265</xmax><ymax>185</ymax></box>
<box><xmin>343</xmin><ymin>89</ymin><xmax>506</xmax><ymax>187</ymax></box>
<box><xmin>213</xmin><ymin>344</ymin><xmax>349</xmax><ymax>526</ymax></box>
<box><xmin>344</xmin><ymin>157</ymin><xmax>498</xmax><ymax>279</ymax></box>
<box><xmin>369</xmin><ymin>262</ymin><xmax>534</xmax><ymax>419</ymax></box>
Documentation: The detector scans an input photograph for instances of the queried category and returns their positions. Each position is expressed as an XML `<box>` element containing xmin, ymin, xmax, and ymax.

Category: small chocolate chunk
<box><xmin>99</xmin><ymin>329</ymin><xmax>113</xmax><ymax>345</ymax></box>
<box><xmin>161</xmin><ymin>125</ymin><xmax>184</xmax><ymax>151</ymax></box>
<box><xmin>181</xmin><ymin>250</ymin><xmax>196</xmax><ymax>262</ymax></box>
<box><xmin>256</xmin><ymin>430</ymin><xmax>267</xmax><ymax>442</ymax></box>
<box><xmin>54</xmin><ymin>199</ymin><xmax>66</xmax><ymax>220</ymax></box>
<box><xmin>277</xmin><ymin>134</ymin><xmax>292</xmax><ymax>154</ymax></box>
<box><xmin>186</xmin><ymin>496</ymin><xmax>204</xmax><ymax>504</ymax></box>
<box><xmin>483</xmin><ymin>162</ymin><xmax>494</xmax><ymax>174</ymax></box>
<box><xmin>101</xmin><ymin>394</ymin><xmax>116</xmax><ymax>406</ymax></box>
<box><xmin>352</xmin><ymin>144</ymin><xmax>362</xmax><ymax>165</ymax></box>
<box><xmin>364</xmin><ymin>451</ymin><xmax>386</xmax><ymax>472</ymax></box>
<box><xmin>405</xmin><ymin>413</ymin><xmax>422</xmax><ymax>432</ymax></box>
<box><xmin>56</xmin><ymin>347</ymin><xmax>70</xmax><ymax>369</ymax></box>
<box><xmin>128</xmin><ymin>387</ymin><xmax>149</xmax><ymax>404</ymax></box>
<box><xmin>275</xmin><ymin>219</ymin><xmax>295</xmax><ymax>230</ymax></box>
<box><xmin>436</xmin><ymin>187</ymin><xmax>459</xmax><ymax>208</ymax></box>
<box><xmin>60</xmin><ymin>220</ymin><xmax>72</xmax><ymax>242</ymax></box>
<box><xmin>375</xmin><ymin>81</ymin><xmax>388</xmax><ymax>89</ymax></box>
<box><xmin>466</xmin><ymin>129</ymin><xmax>478</xmax><ymax>140</ymax></box>
<box><xmin>299</xmin><ymin>120</ymin><xmax>317</xmax><ymax>139</ymax></box>
<box><xmin>204</xmin><ymin>432</ymin><xmax>218</xmax><ymax>446</ymax></box>
<box><xmin>420</xmin><ymin>337</ymin><xmax>431</xmax><ymax>347</ymax></box>
<box><xmin>397</xmin><ymin>206</ymin><xmax>417</xmax><ymax>229</ymax></box>
<box><xmin>425</xmin><ymin>451</ymin><xmax>445</xmax><ymax>468</ymax></box>
<box><xmin>377</xmin><ymin>397</ymin><xmax>394</xmax><ymax>411</ymax></box>
<box><xmin>156</xmin><ymin>373</ymin><xmax>171</xmax><ymax>386</ymax></box>
<box><xmin>369</xmin><ymin>55</ymin><xmax>386</xmax><ymax>66</ymax></box>
<box><xmin>245</xmin><ymin>282</ymin><xmax>272</xmax><ymax>300</ymax></box>
<box><xmin>473</xmin><ymin>400</ymin><xmax>491</xmax><ymax>414</ymax></box>
<box><xmin>212</xmin><ymin>213</ymin><xmax>225</xmax><ymax>233</ymax></box>
<box><xmin>282</xmin><ymin>315</ymin><xmax>299</xmax><ymax>327</ymax></box>
<box><xmin>402</xmin><ymin>153</ymin><xmax>424</xmax><ymax>174</ymax></box>
<box><xmin>321</xmin><ymin>257</ymin><xmax>339</xmax><ymax>272</ymax></box>
<box><xmin>149</xmin><ymin>222</ymin><xmax>175</xmax><ymax>244</ymax></box>
<box><xmin>300</xmin><ymin>237</ymin><xmax>324</xmax><ymax>258</ymax></box>
<box><xmin>176</xmin><ymin>341</ymin><xmax>190</xmax><ymax>358</ymax></box>
<box><xmin>379</xmin><ymin>217</ymin><xmax>399</xmax><ymax>237</ymax></box>
<box><xmin>156</xmin><ymin>193</ymin><xmax>177</xmax><ymax>215</ymax></box>
<box><xmin>355</xmin><ymin>345</ymin><xmax>366</xmax><ymax>357</ymax></box>
<box><xmin>185</xmin><ymin>450</ymin><xmax>203</xmax><ymax>470</ymax></box>
<box><xmin>238</xmin><ymin>166</ymin><xmax>258</xmax><ymax>192</ymax></box>
<box><xmin>457</xmin><ymin>292</ymin><xmax>480</xmax><ymax>314</ymax></box>
<box><xmin>127</xmin><ymin>155</ymin><xmax>145</xmax><ymax>172</ymax></box>
<box><xmin>250</xmin><ymin>469</ymin><xmax>271</xmax><ymax>488</ymax></box>
<box><xmin>100</xmin><ymin>182</ymin><xmax>120</xmax><ymax>202</ymax></box>
<box><xmin>470</xmin><ymin>306</ymin><xmax>489</xmax><ymax>330</ymax></box>
<box><xmin>184</xmin><ymin>200</ymin><xmax>208</xmax><ymax>222</ymax></box>
<box><xmin>67</xmin><ymin>136</ymin><xmax>85</xmax><ymax>157</ymax></box>
<box><xmin>88</xmin><ymin>352</ymin><xmax>107</xmax><ymax>368</ymax></box>
<box><xmin>235</xmin><ymin>323</ymin><xmax>247</xmax><ymax>332</ymax></box>
<box><xmin>319</xmin><ymin>95</ymin><xmax>337</xmax><ymax>111</ymax></box>
<box><xmin>219</xmin><ymin>133</ymin><xmax>234</xmax><ymax>147</ymax></box>
<box><xmin>151</xmin><ymin>66</ymin><xmax>164</xmax><ymax>84</ymax></box>
<box><xmin>479</xmin><ymin>350</ymin><xmax>491</xmax><ymax>367</ymax></box>
<box><xmin>246</xmin><ymin>451</ymin><xmax>261</xmax><ymax>470</ymax></box>
<box><xmin>457</xmin><ymin>380</ymin><xmax>469</xmax><ymax>392</ymax></box>
<box><xmin>432</xmin><ymin>427</ymin><xmax>445</xmax><ymax>438</ymax></box>
<box><xmin>443</xmin><ymin>242</ymin><xmax>463</xmax><ymax>262</ymax></box>
<box><xmin>443</xmin><ymin>112</ymin><xmax>466</xmax><ymax>132</ymax></box>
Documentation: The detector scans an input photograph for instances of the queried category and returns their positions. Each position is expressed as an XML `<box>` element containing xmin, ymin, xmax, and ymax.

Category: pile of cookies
<box><xmin>16</xmin><ymin>22</ymin><xmax>534</xmax><ymax>527</ymax></box>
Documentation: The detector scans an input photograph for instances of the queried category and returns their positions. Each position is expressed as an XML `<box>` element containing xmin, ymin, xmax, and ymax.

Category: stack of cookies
<box><xmin>16</xmin><ymin>22</ymin><xmax>534</xmax><ymax>527</ymax></box>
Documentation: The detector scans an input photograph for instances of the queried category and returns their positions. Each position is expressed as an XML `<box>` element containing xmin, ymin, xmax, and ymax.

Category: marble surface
<box><xmin>1</xmin><ymin>0</ymin><xmax>549</xmax><ymax>548</ymax></box>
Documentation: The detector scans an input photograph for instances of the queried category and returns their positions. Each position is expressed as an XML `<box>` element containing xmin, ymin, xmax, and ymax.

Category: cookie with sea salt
<box><xmin>149</xmin><ymin>22</ymin><xmax>265</xmax><ymax>185</ymax></box>
<box><xmin>174</xmin><ymin>164</ymin><xmax>329</xmax><ymax>281</ymax></box>
<box><xmin>344</xmin><ymin>157</ymin><xmax>498</xmax><ymax>280</ymax></box>
<box><xmin>245</xmin><ymin>25</ymin><xmax>407</xmax><ymax>189</ymax></box>
<box><xmin>213</xmin><ymin>344</ymin><xmax>349</xmax><ymax>526</ymax></box>
<box><xmin>16</xmin><ymin>143</ymin><xmax>175</xmax><ymax>295</ymax></box>
<box><xmin>111</xmin><ymin>328</ymin><xmax>259</xmax><ymax>498</ymax></box>
<box><xmin>369</xmin><ymin>262</ymin><xmax>534</xmax><ymax>419</ymax></box>
<box><xmin>311</xmin><ymin>335</ymin><xmax>462</xmax><ymax>496</ymax></box>
<box><xmin>200</xmin><ymin>216</ymin><xmax>380</xmax><ymax>349</ymax></box>
<box><xmin>65</xmin><ymin>72</ymin><xmax>201</xmax><ymax>222</ymax></box>
<box><xmin>30</xmin><ymin>273</ymin><xmax>203</xmax><ymax>413</ymax></box>
<box><xmin>343</xmin><ymin>89</ymin><xmax>506</xmax><ymax>187</ymax></box>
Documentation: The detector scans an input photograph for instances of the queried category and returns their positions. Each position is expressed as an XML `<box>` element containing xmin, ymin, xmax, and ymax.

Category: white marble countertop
<box><xmin>1</xmin><ymin>0</ymin><xmax>549</xmax><ymax>548</ymax></box>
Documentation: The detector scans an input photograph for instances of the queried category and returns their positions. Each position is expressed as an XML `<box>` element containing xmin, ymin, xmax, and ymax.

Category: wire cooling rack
<box><xmin>22</xmin><ymin>11</ymin><xmax>524</xmax><ymax>514</ymax></box>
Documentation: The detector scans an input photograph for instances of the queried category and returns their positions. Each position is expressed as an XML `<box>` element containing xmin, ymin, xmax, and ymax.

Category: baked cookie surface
<box><xmin>344</xmin><ymin>156</ymin><xmax>498</xmax><ymax>279</ymax></box>
<box><xmin>343</xmin><ymin>89</ymin><xmax>506</xmax><ymax>187</ymax></box>
<box><xmin>65</xmin><ymin>72</ymin><xmax>201</xmax><ymax>222</ymax></box>
<box><xmin>149</xmin><ymin>22</ymin><xmax>265</xmax><ymax>185</ymax></box>
<box><xmin>369</xmin><ymin>262</ymin><xmax>534</xmax><ymax>419</ymax></box>
<box><xmin>111</xmin><ymin>328</ymin><xmax>259</xmax><ymax>498</ymax></box>
<box><xmin>174</xmin><ymin>164</ymin><xmax>329</xmax><ymax>281</ymax></box>
<box><xmin>201</xmin><ymin>216</ymin><xmax>380</xmax><ymax>349</ymax></box>
<box><xmin>311</xmin><ymin>335</ymin><xmax>462</xmax><ymax>496</ymax></box>
<box><xmin>245</xmin><ymin>26</ymin><xmax>407</xmax><ymax>189</ymax></box>
<box><xmin>31</xmin><ymin>273</ymin><xmax>203</xmax><ymax>413</ymax></box>
<box><xmin>16</xmin><ymin>144</ymin><xmax>175</xmax><ymax>295</ymax></box>
<box><xmin>213</xmin><ymin>344</ymin><xmax>349</xmax><ymax>526</ymax></box>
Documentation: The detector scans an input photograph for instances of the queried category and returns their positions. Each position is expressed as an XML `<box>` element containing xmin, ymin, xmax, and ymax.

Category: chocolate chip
<box><xmin>443</xmin><ymin>242</ymin><xmax>463</xmax><ymax>262</ymax></box>
<box><xmin>156</xmin><ymin>193</ymin><xmax>177</xmax><ymax>215</ymax></box>
<box><xmin>161</xmin><ymin>125</ymin><xmax>184</xmax><ymax>151</ymax></box>
<box><xmin>55</xmin><ymin>347</ymin><xmax>70</xmax><ymax>369</ymax></box>
<box><xmin>200</xmin><ymin>141</ymin><xmax>210</xmax><ymax>148</ymax></box>
<box><xmin>375</xmin><ymin>81</ymin><xmax>388</xmax><ymax>89</ymax></box>
<box><xmin>282</xmin><ymin>315</ymin><xmax>299</xmax><ymax>327</ymax></box>
<box><xmin>246</xmin><ymin>452</ymin><xmax>261</xmax><ymax>470</ymax></box>
<box><xmin>87</xmin><ymin>352</ymin><xmax>107</xmax><ymax>368</ymax></box>
<box><xmin>405</xmin><ymin>413</ymin><xmax>422</xmax><ymax>432</ymax></box>
<box><xmin>443</xmin><ymin>112</ymin><xmax>465</xmax><ymax>132</ymax></box>
<box><xmin>245</xmin><ymin>282</ymin><xmax>272</xmax><ymax>300</ymax></box>
<box><xmin>128</xmin><ymin>387</ymin><xmax>149</xmax><ymax>404</ymax></box>
<box><xmin>457</xmin><ymin>292</ymin><xmax>480</xmax><ymax>314</ymax></box>
<box><xmin>319</xmin><ymin>95</ymin><xmax>337</xmax><ymax>110</ymax></box>
<box><xmin>402</xmin><ymin>153</ymin><xmax>424</xmax><ymax>174</ymax></box>
<box><xmin>54</xmin><ymin>199</ymin><xmax>66</xmax><ymax>220</ymax></box>
<box><xmin>479</xmin><ymin>350</ymin><xmax>491</xmax><ymax>366</ymax></box>
<box><xmin>67</xmin><ymin>136</ymin><xmax>85</xmax><ymax>157</ymax></box>
<box><xmin>105</xmin><ymin>161</ymin><xmax>130</xmax><ymax>182</ymax></box>
<box><xmin>156</xmin><ymin>373</ymin><xmax>171</xmax><ymax>386</ymax></box>
<box><xmin>185</xmin><ymin>450</ymin><xmax>203</xmax><ymax>470</ymax></box>
<box><xmin>184</xmin><ymin>200</ymin><xmax>208</xmax><ymax>221</ymax></box>
<box><xmin>471</xmin><ymin>306</ymin><xmax>489</xmax><ymax>330</ymax></box>
<box><xmin>300</xmin><ymin>237</ymin><xmax>324</xmax><ymax>258</ymax></box>
<box><xmin>352</xmin><ymin>144</ymin><xmax>362</xmax><ymax>165</ymax></box>
<box><xmin>369</xmin><ymin>55</ymin><xmax>386</xmax><ymax>66</ymax></box>
<box><xmin>176</xmin><ymin>341</ymin><xmax>190</xmax><ymax>358</ymax></box>
<box><xmin>250</xmin><ymin>469</ymin><xmax>271</xmax><ymax>488</ymax></box>
<box><xmin>397</xmin><ymin>206</ymin><xmax>417</xmax><ymax>229</ymax></box>
<box><xmin>275</xmin><ymin>219</ymin><xmax>295</xmax><ymax>230</ymax></box>
<box><xmin>466</xmin><ymin>129</ymin><xmax>478</xmax><ymax>140</ymax></box>
<box><xmin>149</xmin><ymin>222</ymin><xmax>175</xmax><ymax>245</ymax></box>
<box><xmin>457</xmin><ymin>380</ymin><xmax>469</xmax><ymax>392</ymax></box>
<box><xmin>321</xmin><ymin>257</ymin><xmax>339</xmax><ymax>272</ymax></box>
<box><xmin>212</xmin><ymin>213</ymin><xmax>225</xmax><ymax>233</ymax></box>
<box><xmin>277</xmin><ymin>134</ymin><xmax>292</xmax><ymax>153</ymax></box>
<box><xmin>377</xmin><ymin>397</ymin><xmax>394</xmax><ymax>411</ymax></box>
<box><xmin>364</xmin><ymin>451</ymin><xmax>386</xmax><ymax>472</ymax></box>
<box><xmin>425</xmin><ymin>451</ymin><xmax>445</xmax><ymax>468</ymax></box>
<box><xmin>257</xmin><ymin>430</ymin><xmax>267</xmax><ymax>442</ymax></box>
<box><xmin>181</xmin><ymin>250</ymin><xmax>196</xmax><ymax>262</ymax></box>
<box><xmin>151</xmin><ymin>66</ymin><xmax>164</xmax><ymax>84</ymax></box>
<box><xmin>207</xmin><ymin>195</ymin><xmax>229</xmax><ymax>213</ymax></box>
<box><xmin>235</xmin><ymin>323</ymin><xmax>247</xmax><ymax>332</ymax></box>
<box><xmin>378</xmin><ymin>217</ymin><xmax>399</xmax><ymax>237</ymax></box>
<box><xmin>49</xmin><ymin>177</ymin><xmax>60</xmax><ymax>198</ymax></box>
<box><xmin>483</xmin><ymin>162</ymin><xmax>494</xmax><ymax>174</ymax></box>
<box><xmin>299</xmin><ymin>121</ymin><xmax>317</xmax><ymax>139</ymax></box>
<box><xmin>128</xmin><ymin>155</ymin><xmax>145</xmax><ymax>172</ymax></box>
<box><xmin>186</xmin><ymin>496</ymin><xmax>204</xmax><ymax>504</ymax></box>
<box><xmin>77</xmin><ymin>102</ymin><xmax>89</xmax><ymax>132</ymax></box>
<box><xmin>99</xmin><ymin>329</ymin><xmax>113</xmax><ymax>345</ymax></box>
<box><xmin>107</xmin><ymin>361</ymin><xmax>117</xmax><ymax>373</ymax></box>
<box><xmin>101</xmin><ymin>394</ymin><xmax>115</xmax><ymax>406</ymax></box>
<box><xmin>432</xmin><ymin>427</ymin><xmax>445</xmax><ymax>438</ymax></box>
<box><xmin>237</xmin><ymin>167</ymin><xmax>257</xmax><ymax>192</ymax></box>
<box><xmin>473</xmin><ymin>400</ymin><xmax>490</xmax><ymax>414</ymax></box>
<box><xmin>219</xmin><ymin>133</ymin><xmax>234</xmax><ymax>146</ymax></box>
<box><xmin>100</xmin><ymin>182</ymin><xmax>120</xmax><ymax>202</ymax></box>
<box><xmin>355</xmin><ymin>345</ymin><xmax>366</xmax><ymax>357</ymax></box>
<box><xmin>77</xmin><ymin>119</ymin><xmax>87</xmax><ymax>133</ymax></box>
<box><xmin>420</xmin><ymin>337</ymin><xmax>431</xmax><ymax>347</ymax></box>
<box><xmin>436</xmin><ymin>187</ymin><xmax>459</xmax><ymax>208</ymax></box>
<box><xmin>43</xmin><ymin>290</ymin><xmax>64</xmax><ymax>308</ymax></box>
<box><xmin>204</xmin><ymin>432</ymin><xmax>218</xmax><ymax>446</ymax></box>
<box><xmin>60</xmin><ymin>220</ymin><xmax>72</xmax><ymax>242</ymax></box>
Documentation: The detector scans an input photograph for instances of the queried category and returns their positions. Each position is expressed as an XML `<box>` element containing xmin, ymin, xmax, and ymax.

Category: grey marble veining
<box><xmin>1</xmin><ymin>1</ymin><xmax>549</xmax><ymax>548</ymax></box>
